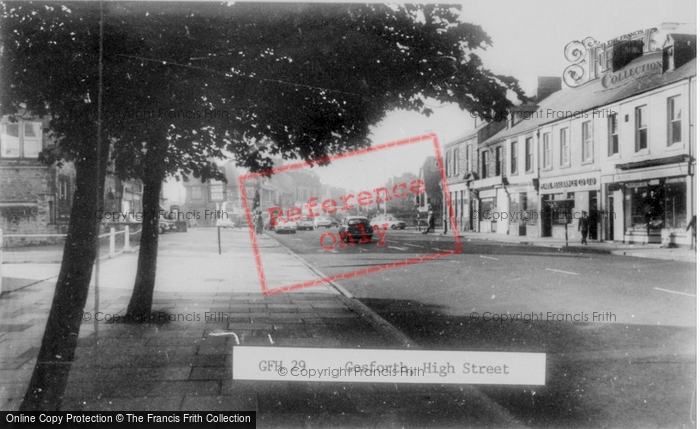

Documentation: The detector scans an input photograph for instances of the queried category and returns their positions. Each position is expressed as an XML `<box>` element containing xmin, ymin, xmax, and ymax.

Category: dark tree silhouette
<box><xmin>1</xmin><ymin>1</ymin><xmax>524</xmax><ymax>410</ymax></box>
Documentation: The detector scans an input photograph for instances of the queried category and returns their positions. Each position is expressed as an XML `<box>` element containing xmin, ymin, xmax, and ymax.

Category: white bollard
<box><xmin>124</xmin><ymin>225</ymin><xmax>130</xmax><ymax>251</ymax></box>
<box><xmin>109</xmin><ymin>227</ymin><xmax>116</xmax><ymax>258</ymax></box>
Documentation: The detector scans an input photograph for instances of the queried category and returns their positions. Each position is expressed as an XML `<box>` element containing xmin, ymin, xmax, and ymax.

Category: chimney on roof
<box><xmin>663</xmin><ymin>34</ymin><xmax>697</xmax><ymax>73</ymax></box>
<box><xmin>536</xmin><ymin>77</ymin><xmax>562</xmax><ymax>102</ymax></box>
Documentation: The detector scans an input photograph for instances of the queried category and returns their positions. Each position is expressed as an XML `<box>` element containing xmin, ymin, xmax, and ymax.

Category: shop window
<box><xmin>543</xmin><ymin>133</ymin><xmax>552</xmax><ymax>169</ymax></box>
<box><xmin>667</xmin><ymin>96</ymin><xmax>682</xmax><ymax>146</ymax></box>
<box><xmin>635</xmin><ymin>105</ymin><xmax>648</xmax><ymax>151</ymax></box>
<box><xmin>508</xmin><ymin>193</ymin><xmax>531</xmax><ymax>226</ymax></box>
<box><xmin>549</xmin><ymin>199</ymin><xmax>574</xmax><ymax>225</ymax></box>
<box><xmin>625</xmin><ymin>183</ymin><xmax>664</xmax><ymax>233</ymax></box>
<box><xmin>560</xmin><ymin>128</ymin><xmax>570</xmax><ymax>166</ymax></box>
<box><xmin>1</xmin><ymin>120</ymin><xmax>43</xmax><ymax>158</ymax></box>
<box><xmin>452</xmin><ymin>191</ymin><xmax>458</xmax><ymax>218</ymax></box>
<box><xmin>608</xmin><ymin>114</ymin><xmax>619</xmax><ymax>155</ymax></box>
<box><xmin>582</xmin><ymin>121</ymin><xmax>593</xmax><ymax>162</ymax></box>
<box><xmin>525</xmin><ymin>137</ymin><xmax>533</xmax><ymax>172</ymax></box>
<box><xmin>495</xmin><ymin>147</ymin><xmax>501</xmax><ymax>176</ymax></box>
<box><xmin>510</xmin><ymin>141</ymin><xmax>518</xmax><ymax>174</ymax></box>
<box><xmin>664</xmin><ymin>180</ymin><xmax>686</xmax><ymax>229</ymax></box>
<box><xmin>526</xmin><ymin>193</ymin><xmax>538</xmax><ymax>226</ymax></box>
<box><xmin>480</xmin><ymin>198</ymin><xmax>494</xmax><ymax>221</ymax></box>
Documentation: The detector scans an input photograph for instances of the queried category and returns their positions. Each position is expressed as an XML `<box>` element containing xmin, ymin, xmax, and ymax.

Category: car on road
<box><xmin>159</xmin><ymin>215</ymin><xmax>177</xmax><ymax>234</ymax></box>
<box><xmin>298</xmin><ymin>217</ymin><xmax>315</xmax><ymax>231</ymax></box>
<box><xmin>314</xmin><ymin>216</ymin><xmax>334</xmax><ymax>229</ymax></box>
<box><xmin>274</xmin><ymin>219</ymin><xmax>297</xmax><ymax>234</ymax></box>
<box><xmin>370</xmin><ymin>214</ymin><xmax>406</xmax><ymax>230</ymax></box>
<box><xmin>338</xmin><ymin>216</ymin><xmax>373</xmax><ymax>243</ymax></box>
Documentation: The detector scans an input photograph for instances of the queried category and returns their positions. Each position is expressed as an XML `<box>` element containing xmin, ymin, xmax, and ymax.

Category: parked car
<box><xmin>298</xmin><ymin>217</ymin><xmax>315</xmax><ymax>231</ymax></box>
<box><xmin>159</xmin><ymin>215</ymin><xmax>177</xmax><ymax>234</ymax></box>
<box><xmin>314</xmin><ymin>216</ymin><xmax>334</xmax><ymax>229</ymax></box>
<box><xmin>274</xmin><ymin>219</ymin><xmax>297</xmax><ymax>234</ymax></box>
<box><xmin>370</xmin><ymin>214</ymin><xmax>406</xmax><ymax>230</ymax></box>
<box><xmin>338</xmin><ymin>216</ymin><xmax>373</xmax><ymax>243</ymax></box>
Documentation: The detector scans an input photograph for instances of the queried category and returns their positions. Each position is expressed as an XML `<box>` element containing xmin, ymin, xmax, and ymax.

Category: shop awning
<box><xmin>615</xmin><ymin>154</ymin><xmax>689</xmax><ymax>171</ymax></box>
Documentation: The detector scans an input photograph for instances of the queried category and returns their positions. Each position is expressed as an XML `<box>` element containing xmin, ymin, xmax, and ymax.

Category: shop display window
<box><xmin>480</xmin><ymin>198</ymin><xmax>494</xmax><ymax>220</ymax></box>
<box><xmin>624</xmin><ymin>180</ymin><xmax>686</xmax><ymax>233</ymax></box>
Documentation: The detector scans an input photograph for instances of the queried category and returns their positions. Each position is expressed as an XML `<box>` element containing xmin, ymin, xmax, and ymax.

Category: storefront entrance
<box><xmin>589</xmin><ymin>191</ymin><xmax>598</xmax><ymax>240</ymax></box>
<box><xmin>608</xmin><ymin>195</ymin><xmax>614</xmax><ymax>240</ymax></box>
<box><xmin>541</xmin><ymin>201</ymin><xmax>552</xmax><ymax>237</ymax></box>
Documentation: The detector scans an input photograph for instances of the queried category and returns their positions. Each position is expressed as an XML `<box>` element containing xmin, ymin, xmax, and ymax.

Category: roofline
<box><xmin>483</xmin><ymin>65</ymin><xmax>696</xmax><ymax>144</ymax></box>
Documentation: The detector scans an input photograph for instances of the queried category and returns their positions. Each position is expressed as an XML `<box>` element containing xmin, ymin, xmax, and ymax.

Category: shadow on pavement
<box><xmin>361</xmin><ymin>298</ymin><xmax>696</xmax><ymax>428</ymax></box>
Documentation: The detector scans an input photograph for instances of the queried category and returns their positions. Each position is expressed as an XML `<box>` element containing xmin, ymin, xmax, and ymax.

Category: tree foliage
<box><xmin>1</xmin><ymin>1</ymin><xmax>524</xmax><ymax>410</ymax></box>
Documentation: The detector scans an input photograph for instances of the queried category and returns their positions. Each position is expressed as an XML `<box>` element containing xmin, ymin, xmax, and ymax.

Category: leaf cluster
<box><xmin>1</xmin><ymin>2</ymin><xmax>524</xmax><ymax>180</ymax></box>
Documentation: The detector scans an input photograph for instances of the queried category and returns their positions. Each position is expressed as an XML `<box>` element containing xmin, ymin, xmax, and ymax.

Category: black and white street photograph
<box><xmin>0</xmin><ymin>1</ymin><xmax>697</xmax><ymax>428</ymax></box>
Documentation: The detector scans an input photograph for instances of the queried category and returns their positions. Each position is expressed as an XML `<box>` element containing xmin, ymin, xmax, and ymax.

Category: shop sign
<box><xmin>599</xmin><ymin>52</ymin><xmax>662</xmax><ymax>89</ymax></box>
<box><xmin>540</xmin><ymin>177</ymin><xmax>597</xmax><ymax>190</ymax></box>
<box><xmin>563</xmin><ymin>26</ymin><xmax>665</xmax><ymax>88</ymax></box>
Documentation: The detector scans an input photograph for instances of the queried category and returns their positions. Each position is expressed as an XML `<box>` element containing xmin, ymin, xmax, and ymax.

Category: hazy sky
<box><xmin>164</xmin><ymin>0</ymin><xmax>697</xmax><ymax>203</ymax></box>
<box><xmin>310</xmin><ymin>0</ymin><xmax>697</xmax><ymax>190</ymax></box>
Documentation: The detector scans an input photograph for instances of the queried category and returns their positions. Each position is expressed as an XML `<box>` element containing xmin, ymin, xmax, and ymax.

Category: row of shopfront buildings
<box><xmin>440</xmin><ymin>25</ymin><xmax>696</xmax><ymax>246</ymax></box>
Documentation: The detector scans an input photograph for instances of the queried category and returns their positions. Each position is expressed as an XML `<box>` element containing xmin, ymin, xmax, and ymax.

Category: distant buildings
<box><xmin>181</xmin><ymin>159</ymin><xmax>323</xmax><ymax>226</ymax></box>
<box><xmin>417</xmin><ymin>156</ymin><xmax>443</xmax><ymax>222</ymax></box>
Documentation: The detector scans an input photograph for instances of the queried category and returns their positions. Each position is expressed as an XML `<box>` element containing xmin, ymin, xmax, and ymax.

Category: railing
<box><xmin>0</xmin><ymin>225</ymin><xmax>141</xmax><ymax>293</ymax></box>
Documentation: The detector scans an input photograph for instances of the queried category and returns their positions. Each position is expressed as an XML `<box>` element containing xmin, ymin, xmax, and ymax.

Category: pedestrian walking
<box><xmin>686</xmin><ymin>215</ymin><xmax>696</xmax><ymax>250</ymax></box>
<box><xmin>578</xmin><ymin>210</ymin><xmax>589</xmax><ymax>245</ymax></box>
<box><xmin>423</xmin><ymin>210</ymin><xmax>434</xmax><ymax>234</ymax></box>
<box><xmin>255</xmin><ymin>211</ymin><xmax>263</xmax><ymax>235</ymax></box>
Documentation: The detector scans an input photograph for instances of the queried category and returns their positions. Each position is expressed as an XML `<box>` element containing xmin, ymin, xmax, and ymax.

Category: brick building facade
<box><xmin>1</xmin><ymin>115</ymin><xmax>144</xmax><ymax>246</ymax></box>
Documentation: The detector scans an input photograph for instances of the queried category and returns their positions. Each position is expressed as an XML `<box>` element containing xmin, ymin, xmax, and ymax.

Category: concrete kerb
<box><xmin>263</xmin><ymin>231</ymin><xmax>414</xmax><ymax>349</ymax></box>
<box><xmin>264</xmin><ymin>231</ymin><xmax>524</xmax><ymax>427</ymax></box>
<box><xmin>453</xmin><ymin>232</ymin><xmax>696</xmax><ymax>262</ymax></box>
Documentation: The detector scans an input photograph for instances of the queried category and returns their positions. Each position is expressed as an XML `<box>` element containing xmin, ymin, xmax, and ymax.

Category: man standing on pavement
<box><xmin>255</xmin><ymin>210</ymin><xmax>263</xmax><ymax>235</ymax></box>
<box><xmin>423</xmin><ymin>210</ymin><xmax>434</xmax><ymax>234</ymax></box>
<box><xmin>578</xmin><ymin>210</ymin><xmax>589</xmax><ymax>245</ymax></box>
<box><xmin>686</xmin><ymin>215</ymin><xmax>696</xmax><ymax>250</ymax></box>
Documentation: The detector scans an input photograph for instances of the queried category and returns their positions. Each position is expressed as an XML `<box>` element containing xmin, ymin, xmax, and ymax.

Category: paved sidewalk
<box><xmin>0</xmin><ymin>228</ymin><xmax>521</xmax><ymax>428</ymax></box>
<box><xmin>416</xmin><ymin>228</ymin><xmax>697</xmax><ymax>263</ymax></box>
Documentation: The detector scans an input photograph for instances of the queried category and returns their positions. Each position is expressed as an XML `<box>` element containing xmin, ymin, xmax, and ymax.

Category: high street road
<box><xmin>268</xmin><ymin>226</ymin><xmax>696</xmax><ymax>428</ymax></box>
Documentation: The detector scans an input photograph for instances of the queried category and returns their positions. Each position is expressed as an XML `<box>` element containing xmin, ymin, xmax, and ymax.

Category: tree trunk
<box><xmin>125</xmin><ymin>143</ymin><xmax>166</xmax><ymax>319</ymax></box>
<box><xmin>20</xmin><ymin>150</ymin><xmax>108</xmax><ymax>411</ymax></box>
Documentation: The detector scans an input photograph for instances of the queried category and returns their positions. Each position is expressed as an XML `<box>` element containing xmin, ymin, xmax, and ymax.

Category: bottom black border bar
<box><xmin>2</xmin><ymin>412</ymin><xmax>256</xmax><ymax>428</ymax></box>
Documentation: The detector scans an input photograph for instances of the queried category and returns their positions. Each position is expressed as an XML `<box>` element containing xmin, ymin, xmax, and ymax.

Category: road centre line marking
<box><xmin>403</xmin><ymin>243</ymin><xmax>424</xmax><ymax>248</ymax></box>
<box><xmin>480</xmin><ymin>255</ymin><xmax>499</xmax><ymax>261</ymax></box>
<box><xmin>545</xmin><ymin>268</ymin><xmax>579</xmax><ymax>275</ymax></box>
<box><xmin>431</xmin><ymin>248</ymin><xmax>442</xmax><ymax>251</ymax></box>
<box><xmin>388</xmin><ymin>246</ymin><xmax>408</xmax><ymax>251</ymax></box>
<box><xmin>386</xmin><ymin>240</ymin><xmax>422</xmax><ymax>248</ymax></box>
<box><xmin>653</xmin><ymin>287</ymin><xmax>696</xmax><ymax>297</ymax></box>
